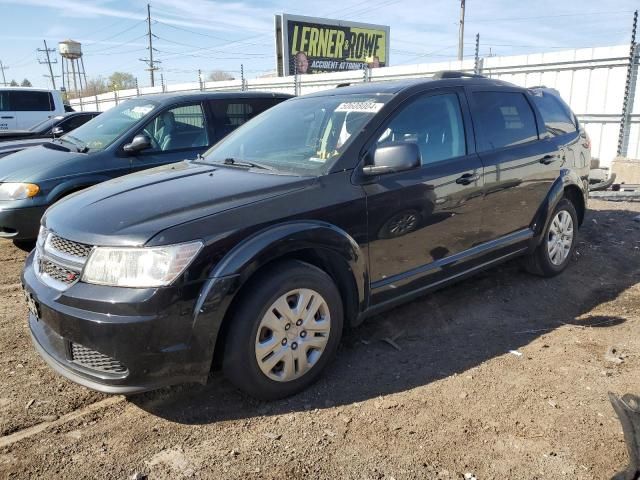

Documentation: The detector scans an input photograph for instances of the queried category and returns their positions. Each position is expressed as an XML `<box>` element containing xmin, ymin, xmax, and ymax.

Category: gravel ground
<box><xmin>0</xmin><ymin>199</ymin><xmax>639</xmax><ymax>479</ymax></box>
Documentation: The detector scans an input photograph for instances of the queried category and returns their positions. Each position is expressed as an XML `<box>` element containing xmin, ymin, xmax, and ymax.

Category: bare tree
<box><xmin>208</xmin><ymin>70</ymin><xmax>235</xmax><ymax>81</ymax></box>
<box><xmin>20</xmin><ymin>79</ymin><xmax>32</xmax><ymax>87</ymax></box>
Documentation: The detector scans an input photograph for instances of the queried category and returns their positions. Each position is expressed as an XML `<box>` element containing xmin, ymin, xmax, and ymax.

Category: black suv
<box><xmin>22</xmin><ymin>73</ymin><xmax>590</xmax><ymax>399</ymax></box>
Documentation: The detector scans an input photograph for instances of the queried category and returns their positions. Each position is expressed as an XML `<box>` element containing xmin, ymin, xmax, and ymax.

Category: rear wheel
<box><xmin>222</xmin><ymin>260</ymin><xmax>343</xmax><ymax>400</ymax></box>
<box><xmin>524</xmin><ymin>198</ymin><xmax>578</xmax><ymax>277</ymax></box>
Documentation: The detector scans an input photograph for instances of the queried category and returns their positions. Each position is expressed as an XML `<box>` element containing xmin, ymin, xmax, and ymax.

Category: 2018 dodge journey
<box><xmin>22</xmin><ymin>72</ymin><xmax>590</xmax><ymax>399</ymax></box>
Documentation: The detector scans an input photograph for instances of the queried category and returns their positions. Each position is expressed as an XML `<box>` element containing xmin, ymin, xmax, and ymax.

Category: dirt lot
<box><xmin>0</xmin><ymin>199</ymin><xmax>639</xmax><ymax>479</ymax></box>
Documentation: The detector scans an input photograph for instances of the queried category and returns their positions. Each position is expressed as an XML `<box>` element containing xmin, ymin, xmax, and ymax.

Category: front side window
<box><xmin>0</xmin><ymin>92</ymin><xmax>8</xmax><ymax>111</ymax></box>
<box><xmin>10</xmin><ymin>91</ymin><xmax>54</xmax><ymax>111</ymax></box>
<box><xmin>203</xmin><ymin>93</ymin><xmax>392</xmax><ymax>176</ymax></box>
<box><xmin>531</xmin><ymin>90</ymin><xmax>577</xmax><ymax>136</ymax></box>
<box><xmin>377</xmin><ymin>93</ymin><xmax>466</xmax><ymax>165</ymax></box>
<box><xmin>473</xmin><ymin>91</ymin><xmax>538</xmax><ymax>152</ymax></box>
<box><xmin>141</xmin><ymin>104</ymin><xmax>208</xmax><ymax>152</ymax></box>
<box><xmin>61</xmin><ymin>99</ymin><xmax>158</xmax><ymax>152</ymax></box>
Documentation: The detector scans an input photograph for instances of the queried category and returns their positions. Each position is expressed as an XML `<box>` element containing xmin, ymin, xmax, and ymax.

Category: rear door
<box><xmin>10</xmin><ymin>91</ymin><xmax>56</xmax><ymax>129</ymax></box>
<box><xmin>0</xmin><ymin>91</ymin><xmax>17</xmax><ymax>130</ymax></box>
<box><xmin>468</xmin><ymin>88</ymin><xmax>561</xmax><ymax>242</ymax></box>
<box><xmin>363</xmin><ymin>89</ymin><xmax>485</xmax><ymax>304</ymax></box>
<box><xmin>128</xmin><ymin>103</ymin><xmax>210</xmax><ymax>172</ymax></box>
<box><xmin>531</xmin><ymin>89</ymin><xmax>583</xmax><ymax>168</ymax></box>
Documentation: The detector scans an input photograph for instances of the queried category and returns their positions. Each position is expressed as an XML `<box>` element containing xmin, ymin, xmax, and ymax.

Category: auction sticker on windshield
<box><xmin>335</xmin><ymin>101</ymin><xmax>384</xmax><ymax>113</ymax></box>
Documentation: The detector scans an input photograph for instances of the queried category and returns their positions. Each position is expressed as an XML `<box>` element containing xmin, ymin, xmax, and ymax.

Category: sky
<box><xmin>0</xmin><ymin>0</ymin><xmax>637</xmax><ymax>89</ymax></box>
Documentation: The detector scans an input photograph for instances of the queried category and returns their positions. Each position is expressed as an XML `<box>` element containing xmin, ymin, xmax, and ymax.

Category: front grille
<box><xmin>48</xmin><ymin>234</ymin><xmax>92</xmax><ymax>259</ymax></box>
<box><xmin>70</xmin><ymin>343</ymin><xmax>128</xmax><ymax>375</ymax></box>
<box><xmin>40</xmin><ymin>259</ymin><xmax>80</xmax><ymax>285</ymax></box>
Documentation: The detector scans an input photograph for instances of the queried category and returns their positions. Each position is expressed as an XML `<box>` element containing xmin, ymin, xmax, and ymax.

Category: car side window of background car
<box><xmin>377</xmin><ymin>93</ymin><xmax>466</xmax><ymax>165</ymax></box>
<box><xmin>0</xmin><ymin>92</ymin><xmax>8</xmax><ymax>111</ymax></box>
<box><xmin>142</xmin><ymin>104</ymin><xmax>208</xmax><ymax>152</ymax></box>
<box><xmin>472</xmin><ymin>91</ymin><xmax>539</xmax><ymax>152</ymax></box>
<box><xmin>208</xmin><ymin>99</ymin><xmax>276</xmax><ymax>142</ymax></box>
<box><xmin>9</xmin><ymin>91</ymin><xmax>54</xmax><ymax>111</ymax></box>
<box><xmin>531</xmin><ymin>91</ymin><xmax>578</xmax><ymax>136</ymax></box>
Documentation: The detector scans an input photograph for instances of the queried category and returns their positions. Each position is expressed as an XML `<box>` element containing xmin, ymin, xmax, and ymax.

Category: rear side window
<box><xmin>209</xmin><ymin>99</ymin><xmax>277</xmax><ymax>142</ymax></box>
<box><xmin>9</xmin><ymin>91</ymin><xmax>55</xmax><ymax>111</ymax></box>
<box><xmin>472</xmin><ymin>92</ymin><xmax>538</xmax><ymax>152</ymax></box>
<box><xmin>531</xmin><ymin>91</ymin><xmax>577</xmax><ymax>136</ymax></box>
<box><xmin>61</xmin><ymin>114</ymin><xmax>92</xmax><ymax>132</ymax></box>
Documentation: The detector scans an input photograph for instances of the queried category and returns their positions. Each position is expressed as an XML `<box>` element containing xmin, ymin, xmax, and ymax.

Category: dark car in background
<box><xmin>0</xmin><ymin>91</ymin><xmax>291</xmax><ymax>240</ymax></box>
<box><xmin>22</xmin><ymin>73</ymin><xmax>590</xmax><ymax>399</ymax></box>
<box><xmin>0</xmin><ymin>112</ymin><xmax>100</xmax><ymax>159</ymax></box>
<box><xmin>0</xmin><ymin>111</ymin><xmax>100</xmax><ymax>143</ymax></box>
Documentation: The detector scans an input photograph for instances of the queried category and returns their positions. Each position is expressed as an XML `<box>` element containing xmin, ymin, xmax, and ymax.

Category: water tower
<box><xmin>59</xmin><ymin>40</ymin><xmax>88</xmax><ymax>98</ymax></box>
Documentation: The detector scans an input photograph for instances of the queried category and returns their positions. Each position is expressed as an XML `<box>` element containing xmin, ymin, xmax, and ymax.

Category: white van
<box><xmin>0</xmin><ymin>88</ymin><xmax>66</xmax><ymax>130</ymax></box>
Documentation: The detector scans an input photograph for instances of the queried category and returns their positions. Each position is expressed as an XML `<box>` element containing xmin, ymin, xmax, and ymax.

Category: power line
<box><xmin>83</xmin><ymin>19</ymin><xmax>147</xmax><ymax>48</ymax></box>
<box><xmin>467</xmin><ymin>10</ymin><xmax>634</xmax><ymax>24</ymax></box>
<box><xmin>154</xmin><ymin>36</ymin><xmax>268</xmax><ymax>57</ymax></box>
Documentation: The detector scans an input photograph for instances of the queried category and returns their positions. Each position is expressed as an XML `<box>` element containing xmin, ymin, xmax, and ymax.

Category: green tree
<box><xmin>9</xmin><ymin>79</ymin><xmax>18</xmax><ymax>87</ymax></box>
<box><xmin>20</xmin><ymin>79</ymin><xmax>32</xmax><ymax>87</ymax></box>
<box><xmin>108</xmin><ymin>72</ymin><xmax>136</xmax><ymax>90</ymax></box>
<box><xmin>208</xmin><ymin>70</ymin><xmax>235</xmax><ymax>81</ymax></box>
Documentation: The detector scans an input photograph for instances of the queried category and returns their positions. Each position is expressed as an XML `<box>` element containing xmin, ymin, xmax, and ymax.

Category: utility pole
<box><xmin>0</xmin><ymin>61</ymin><xmax>7</xmax><ymax>86</ymax></box>
<box><xmin>37</xmin><ymin>40</ymin><xmax>59</xmax><ymax>89</ymax></box>
<box><xmin>457</xmin><ymin>0</ymin><xmax>466</xmax><ymax>61</ymax></box>
<box><xmin>139</xmin><ymin>3</ymin><xmax>159</xmax><ymax>87</ymax></box>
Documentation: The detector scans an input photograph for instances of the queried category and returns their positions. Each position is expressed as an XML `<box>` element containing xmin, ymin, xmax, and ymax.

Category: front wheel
<box><xmin>222</xmin><ymin>260</ymin><xmax>343</xmax><ymax>400</ymax></box>
<box><xmin>524</xmin><ymin>198</ymin><xmax>578</xmax><ymax>277</ymax></box>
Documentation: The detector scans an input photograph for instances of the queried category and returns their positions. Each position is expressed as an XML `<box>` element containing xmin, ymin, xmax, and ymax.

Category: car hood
<box><xmin>0</xmin><ymin>144</ymin><xmax>84</xmax><ymax>180</ymax></box>
<box><xmin>43</xmin><ymin>160</ymin><xmax>314</xmax><ymax>246</ymax></box>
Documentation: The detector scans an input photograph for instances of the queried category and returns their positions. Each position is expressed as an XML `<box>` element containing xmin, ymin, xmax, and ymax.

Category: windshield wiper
<box><xmin>62</xmin><ymin>134</ymin><xmax>90</xmax><ymax>153</ymax></box>
<box><xmin>221</xmin><ymin>157</ymin><xmax>275</xmax><ymax>171</ymax></box>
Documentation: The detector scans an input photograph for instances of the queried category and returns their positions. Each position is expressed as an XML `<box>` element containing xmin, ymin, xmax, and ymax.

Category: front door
<box><xmin>0</xmin><ymin>91</ymin><xmax>16</xmax><ymax>130</ymax></box>
<box><xmin>363</xmin><ymin>90</ymin><xmax>485</xmax><ymax>304</ymax></box>
<box><xmin>129</xmin><ymin>103</ymin><xmax>210</xmax><ymax>172</ymax></box>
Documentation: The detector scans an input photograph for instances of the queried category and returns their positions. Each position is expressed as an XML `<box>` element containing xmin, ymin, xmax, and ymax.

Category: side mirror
<box><xmin>123</xmin><ymin>134</ymin><xmax>151</xmax><ymax>153</ymax></box>
<box><xmin>51</xmin><ymin>126</ymin><xmax>64</xmax><ymax>137</ymax></box>
<box><xmin>362</xmin><ymin>143</ymin><xmax>421</xmax><ymax>176</ymax></box>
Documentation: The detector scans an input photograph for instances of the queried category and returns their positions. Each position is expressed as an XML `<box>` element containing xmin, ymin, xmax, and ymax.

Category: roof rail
<box><xmin>432</xmin><ymin>70</ymin><xmax>485</xmax><ymax>80</ymax></box>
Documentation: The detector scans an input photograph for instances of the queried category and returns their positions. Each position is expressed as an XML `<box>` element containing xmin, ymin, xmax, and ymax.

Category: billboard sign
<box><xmin>275</xmin><ymin>14</ymin><xmax>390</xmax><ymax>76</ymax></box>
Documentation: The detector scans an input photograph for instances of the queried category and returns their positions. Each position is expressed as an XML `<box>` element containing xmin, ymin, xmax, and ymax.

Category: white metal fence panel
<box><xmin>69</xmin><ymin>44</ymin><xmax>638</xmax><ymax>167</ymax></box>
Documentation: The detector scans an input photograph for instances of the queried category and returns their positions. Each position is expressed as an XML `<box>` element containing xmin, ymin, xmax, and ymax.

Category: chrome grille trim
<box><xmin>70</xmin><ymin>343</ymin><xmax>128</xmax><ymax>376</ymax></box>
<box><xmin>35</xmin><ymin>230</ymin><xmax>92</xmax><ymax>291</ymax></box>
<box><xmin>48</xmin><ymin>234</ymin><xmax>92</xmax><ymax>259</ymax></box>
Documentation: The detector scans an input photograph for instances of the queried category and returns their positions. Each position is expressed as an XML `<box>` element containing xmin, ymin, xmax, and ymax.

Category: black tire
<box><xmin>222</xmin><ymin>260</ymin><xmax>344</xmax><ymax>400</ymax></box>
<box><xmin>524</xmin><ymin>198</ymin><xmax>578</xmax><ymax>277</ymax></box>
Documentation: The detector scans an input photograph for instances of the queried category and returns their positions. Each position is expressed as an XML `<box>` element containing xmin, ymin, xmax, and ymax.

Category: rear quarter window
<box><xmin>9</xmin><ymin>91</ymin><xmax>55</xmax><ymax>111</ymax></box>
<box><xmin>472</xmin><ymin>91</ymin><xmax>539</xmax><ymax>152</ymax></box>
<box><xmin>531</xmin><ymin>91</ymin><xmax>577</xmax><ymax>136</ymax></box>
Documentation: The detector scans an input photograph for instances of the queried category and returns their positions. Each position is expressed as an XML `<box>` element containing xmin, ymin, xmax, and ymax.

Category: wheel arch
<box><xmin>531</xmin><ymin>170</ymin><xmax>587</xmax><ymax>246</ymax></box>
<box><xmin>198</xmin><ymin>221</ymin><xmax>368</xmax><ymax>370</ymax></box>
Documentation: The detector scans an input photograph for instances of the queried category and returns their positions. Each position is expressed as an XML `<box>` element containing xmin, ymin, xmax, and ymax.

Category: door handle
<box><xmin>539</xmin><ymin>154</ymin><xmax>558</xmax><ymax>165</ymax></box>
<box><xmin>0</xmin><ymin>116</ymin><xmax>14</xmax><ymax>119</ymax></box>
<box><xmin>456</xmin><ymin>173</ymin><xmax>480</xmax><ymax>185</ymax></box>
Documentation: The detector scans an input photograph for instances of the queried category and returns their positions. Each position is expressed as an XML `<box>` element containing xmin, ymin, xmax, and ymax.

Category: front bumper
<box><xmin>0</xmin><ymin>204</ymin><xmax>47</xmax><ymax>240</ymax></box>
<box><xmin>22</xmin><ymin>250</ymin><xmax>231</xmax><ymax>394</ymax></box>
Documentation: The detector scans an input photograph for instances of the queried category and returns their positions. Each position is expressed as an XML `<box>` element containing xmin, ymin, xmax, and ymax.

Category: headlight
<box><xmin>0</xmin><ymin>183</ymin><xmax>40</xmax><ymax>201</ymax></box>
<box><xmin>81</xmin><ymin>241</ymin><xmax>203</xmax><ymax>288</ymax></box>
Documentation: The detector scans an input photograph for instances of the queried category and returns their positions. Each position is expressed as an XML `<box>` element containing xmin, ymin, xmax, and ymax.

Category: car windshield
<box><xmin>201</xmin><ymin>93</ymin><xmax>391</xmax><ymax>175</ymax></box>
<box><xmin>60</xmin><ymin>99</ymin><xmax>157</xmax><ymax>152</ymax></box>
